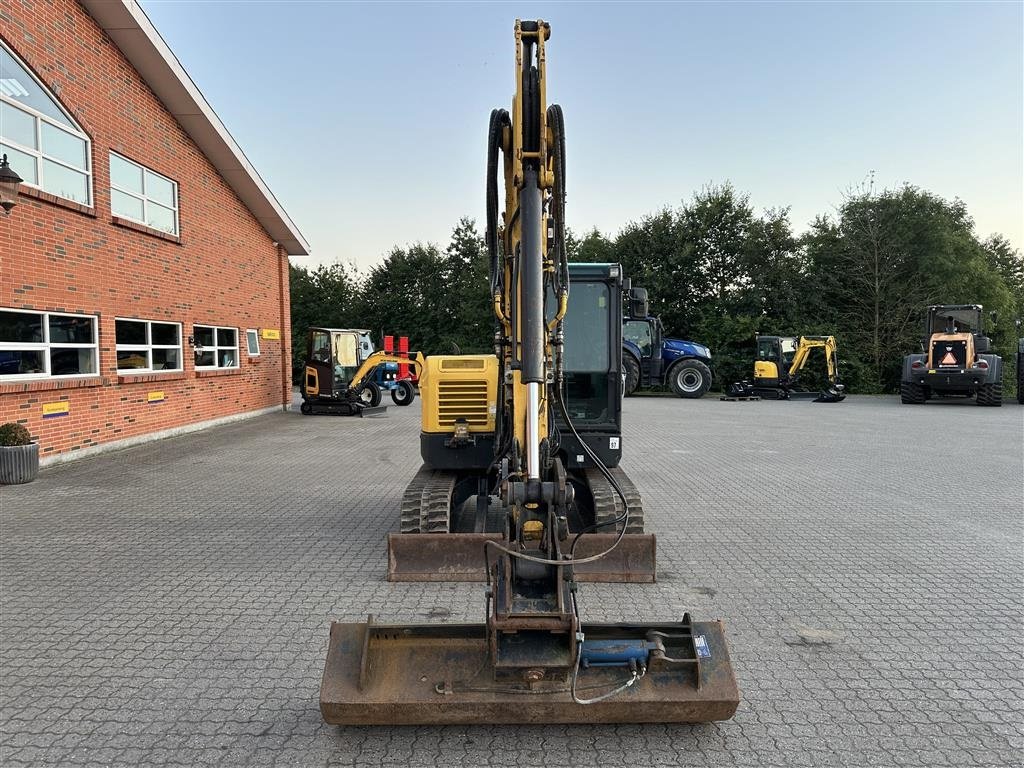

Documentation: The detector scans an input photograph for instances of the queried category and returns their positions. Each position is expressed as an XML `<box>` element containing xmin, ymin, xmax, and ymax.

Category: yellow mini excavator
<box><xmin>319</xmin><ymin>19</ymin><xmax>739</xmax><ymax>725</ymax></box>
<box><xmin>728</xmin><ymin>335</ymin><xmax>846</xmax><ymax>402</ymax></box>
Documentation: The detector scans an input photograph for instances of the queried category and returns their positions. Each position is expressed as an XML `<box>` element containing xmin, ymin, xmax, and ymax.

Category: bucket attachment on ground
<box><xmin>387</xmin><ymin>532</ymin><xmax>656</xmax><ymax>583</ymax></box>
<box><xmin>320</xmin><ymin>613</ymin><xmax>739</xmax><ymax>725</ymax></box>
<box><xmin>813</xmin><ymin>384</ymin><xmax>846</xmax><ymax>403</ymax></box>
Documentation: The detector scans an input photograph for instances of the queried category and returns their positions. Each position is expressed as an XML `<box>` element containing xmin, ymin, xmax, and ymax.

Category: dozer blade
<box><xmin>320</xmin><ymin>616</ymin><xmax>739</xmax><ymax>725</ymax></box>
<box><xmin>387</xmin><ymin>532</ymin><xmax>656</xmax><ymax>583</ymax></box>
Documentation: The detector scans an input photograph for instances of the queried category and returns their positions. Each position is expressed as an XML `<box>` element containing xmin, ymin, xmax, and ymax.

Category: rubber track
<box><xmin>584</xmin><ymin>466</ymin><xmax>645</xmax><ymax>534</ymax></box>
<box><xmin>420</xmin><ymin>471</ymin><xmax>458</xmax><ymax>533</ymax></box>
<box><xmin>399</xmin><ymin>465</ymin><xmax>435</xmax><ymax>533</ymax></box>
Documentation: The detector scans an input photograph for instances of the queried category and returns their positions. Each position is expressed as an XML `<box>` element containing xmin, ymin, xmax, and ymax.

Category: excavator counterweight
<box><xmin>320</xmin><ymin>19</ymin><xmax>739</xmax><ymax>726</ymax></box>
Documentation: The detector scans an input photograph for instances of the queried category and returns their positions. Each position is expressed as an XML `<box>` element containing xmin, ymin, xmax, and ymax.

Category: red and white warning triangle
<box><xmin>939</xmin><ymin>351</ymin><xmax>958</xmax><ymax>366</ymax></box>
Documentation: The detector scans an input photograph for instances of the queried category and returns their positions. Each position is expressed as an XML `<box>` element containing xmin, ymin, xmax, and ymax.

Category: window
<box><xmin>623</xmin><ymin>319</ymin><xmax>653</xmax><ymax>358</ymax></box>
<box><xmin>115</xmin><ymin>319</ymin><xmax>182</xmax><ymax>373</ymax></box>
<box><xmin>193</xmin><ymin>325</ymin><xmax>238</xmax><ymax>369</ymax></box>
<box><xmin>245</xmin><ymin>329</ymin><xmax>260</xmax><ymax>357</ymax></box>
<box><xmin>109</xmin><ymin>153</ymin><xmax>179</xmax><ymax>235</ymax></box>
<box><xmin>0</xmin><ymin>43</ymin><xmax>92</xmax><ymax>205</ymax></box>
<box><xmin>0</xmin><ymin>308</ymin><xmax>98</xmax><ymax>379</ymax></box>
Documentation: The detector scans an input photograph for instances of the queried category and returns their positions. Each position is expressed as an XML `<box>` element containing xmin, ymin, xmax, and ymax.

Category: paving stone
<box><xmin>0</xmin><ymin>394</ymin><xmax>1021</xmax><ymax>766</ymax></box>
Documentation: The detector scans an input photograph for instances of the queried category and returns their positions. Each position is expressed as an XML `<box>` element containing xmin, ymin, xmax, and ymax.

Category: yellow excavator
<box><xmin>319</xmin><ymin>20</ymin><xmax>739</xmax><ymax>725</ymax></box>
<box><xmin>727</xmin><ymin>335</ymin><xmax>846</xmax><ymax>402</ymax></box>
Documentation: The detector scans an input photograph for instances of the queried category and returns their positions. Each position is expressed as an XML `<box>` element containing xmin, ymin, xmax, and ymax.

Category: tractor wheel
<box><xmin>358</xmin><ymin>382</ymin><xmax>383</xmax><ymax>408</ymax></box>
<box><xmin>976</xmin><ymin>383</ymin><xmax>1002</xmax><ymax>407</ymax></box>
<box><xmin>300</xmin><ymin>401</ymin><xmax>313</xmax><ymax>415</ymax></box>
<box><xmin>624</xmin><ymin>355</ymin><xmax>640</xmax><ymax>396</ymax></box>
<box><xmin>900</xmin><ymin>382</ymin><xmax>925</xmax><ymax>404</ymax></box>
<box><xmin>668</xmin><ymin>359</ymin><xmax>712</xmax><ymax>399</ymax></box>
<box><xmin>391</xmin><ymin>380</ymin><xmax>416</xmax><ymax>406</ymax></box>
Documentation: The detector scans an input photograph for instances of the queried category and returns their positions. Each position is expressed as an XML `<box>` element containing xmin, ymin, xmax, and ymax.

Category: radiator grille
<box><xmin>437</xmin><ymin>380</ymin><xmax>491</xmax><ymax>427</ymax></box>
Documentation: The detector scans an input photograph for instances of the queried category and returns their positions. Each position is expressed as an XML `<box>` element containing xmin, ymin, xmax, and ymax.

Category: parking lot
<box><xmin>1</xmin><ymin>394</ymin><xmax>1021</xmax><ymax>767</ymax></box>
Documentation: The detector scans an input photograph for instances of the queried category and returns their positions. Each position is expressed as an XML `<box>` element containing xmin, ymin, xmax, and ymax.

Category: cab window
<box><xmin>624</xmin><ymin>320</ymin><xmax>653</xmax><ymax>357</ymax></box>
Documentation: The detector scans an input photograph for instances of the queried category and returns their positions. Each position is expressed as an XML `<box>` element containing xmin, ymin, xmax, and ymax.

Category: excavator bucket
<box><xmin>320</xmin><ymin>614</ymin><xmax>740</xmax><ymax>725</ymax></box>
<box><xmin>813</xmin><ymin>384</ymin><xmax>846</xmax><ymax>403</ymax></box>
<box><xmin>387</xmin><ymin>532</ymin><xmax>656</xmax><ymax>583</ymax></box>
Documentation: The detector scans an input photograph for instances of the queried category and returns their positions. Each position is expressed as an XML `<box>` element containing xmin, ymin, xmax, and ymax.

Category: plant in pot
<box><xmin>0</xmin><ymin>423</ymin><xmax>39</xmax><ymax>485</ymax></box>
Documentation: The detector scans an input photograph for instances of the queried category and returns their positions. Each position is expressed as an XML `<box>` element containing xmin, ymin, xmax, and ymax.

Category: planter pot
<box><xmin>0</xmin><ymin>443</ymin><xmax>39</xmax><ymax>485</ymax></box>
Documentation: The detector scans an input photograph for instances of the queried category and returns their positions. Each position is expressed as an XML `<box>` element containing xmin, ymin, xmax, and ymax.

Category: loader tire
<box><xmin>391</xmin><ymin>380</ymin><xmax>415</xmax><ymax>406</ymax></box>
<box><xmin>976</xmin><ymin>383</ymin><xmax>1002</xmax><ymax>407</ymax></box>
<box><xmin>900</xmin><ymin>382</ymin><xmax>925</xmax><ymax>404</ymax></box>
<box><xmin>624</xmin><ymin>354</ymin><xmax>640</xmax><ymax>396</ymax></box>
<box><xmin>669</xmin><ymin>359</ymin><xmax>712</xmax><ymax>399</ymax></box>
<box><xmin>300</xmin><ymin>401</ymin><xmax>313</xmax><ymax>415</ymax></box>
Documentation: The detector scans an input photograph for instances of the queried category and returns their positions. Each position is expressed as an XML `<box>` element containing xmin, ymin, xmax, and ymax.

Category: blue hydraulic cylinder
<box><xmin>579</xmin><ymin>638</ymin><xmax>652</xmax><ymax>668</ymax></box>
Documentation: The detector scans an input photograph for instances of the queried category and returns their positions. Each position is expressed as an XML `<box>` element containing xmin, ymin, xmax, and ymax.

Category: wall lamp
<box><xmin>0</xmin><ymin>154</ymin><xmax>24</xmax><ymax>216</ymax></box>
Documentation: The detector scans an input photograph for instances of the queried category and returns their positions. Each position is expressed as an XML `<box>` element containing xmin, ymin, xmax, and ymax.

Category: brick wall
<box><xmin>0</xmin><ymin>0</ymin><xmax>293</xmax><ymax>458</ymax></box>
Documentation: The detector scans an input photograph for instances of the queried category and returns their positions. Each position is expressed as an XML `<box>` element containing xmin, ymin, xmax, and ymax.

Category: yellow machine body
<box><xmin>926</xmin><ymin>332</ymin><xmax>974</xmax><ymax>368</ymax></box>
<box><xmin>419</xmin><ymin>355</ymin><xmax>499</xmax><ymax>434</ymax></box>
<box><xmin>753</xmin><ymin>360</ymin><xmax>779</xmax><ymax>381</ymax></box>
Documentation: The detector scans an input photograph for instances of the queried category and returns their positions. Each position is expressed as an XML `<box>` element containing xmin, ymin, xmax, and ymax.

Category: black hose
<box><xmin>486</xmin><ymin>108</ymin><xmax>509</xmax><ymax>296</ymax></box>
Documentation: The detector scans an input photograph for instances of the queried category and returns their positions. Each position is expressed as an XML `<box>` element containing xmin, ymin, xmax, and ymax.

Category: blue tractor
<box><xmin>621</xmin><ymin>287</ymin><xmax>714</xmax><ymax>398</ymax></box>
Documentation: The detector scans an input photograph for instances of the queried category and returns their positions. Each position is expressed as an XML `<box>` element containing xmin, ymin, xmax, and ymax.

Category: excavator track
<box><xmin>584</xmin><ymin>466</ymin><xmax>645</xmax><ymax>534</ymax></box>
<box><xmin>399</xmin><ymin>465</ymin><xmax>434</xmax><ymax>533</ymax></box>
<box><xmin>421</xmin><ymin>471</ymin><xmax>457</xmax><ymax>533</ymax></box>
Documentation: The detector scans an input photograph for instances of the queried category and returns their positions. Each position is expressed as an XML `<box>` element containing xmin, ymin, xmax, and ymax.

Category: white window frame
<box><xmin>0</xmin><ymin>308</ymin><xmax>98</xmax><ymax>380</ymax></box>
<box><xmin>109</xmin><ymin>151</ymin><xmax>179</xmax><ymax>236</ymax></box>
<box><xmin>193</xmin><ymin>325</ymin><xmax>239</xmax><ymax>370</ymax></box>
<box><xmin>115</xmin><ymin>318</ymin><xmax>183</xmax><ymax>374</ymax></box>
<box><xmin>245</xmin><ymin>329</ymin><xmax>260</xmax><ymax>357</ymax></box>
<box><xmin>0</xmin><ymin>42</ymin><xmax>93</xmax><ymax>206</ymax></box>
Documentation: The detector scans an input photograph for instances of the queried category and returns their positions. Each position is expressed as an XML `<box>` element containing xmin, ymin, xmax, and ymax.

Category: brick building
<box><xmin>0</xmin><ymin>0</ymin><xmax>309</xmax><ymax>462</ymax></box>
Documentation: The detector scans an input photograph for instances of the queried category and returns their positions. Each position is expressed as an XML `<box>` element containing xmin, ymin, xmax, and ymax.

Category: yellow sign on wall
<box><xmin>147</xmin><ymin>391</ymin><xmax>165</xmax><ymax>403</ymax></box>
<box><xmin>261</xmin><ymin>328</ymin><xmax>281</xmax><ymax>340</ymax></box>
<box><xmin>42</xmin><ymin>401</ymin><xmax>70</xmax><ymax>419</ymax></box>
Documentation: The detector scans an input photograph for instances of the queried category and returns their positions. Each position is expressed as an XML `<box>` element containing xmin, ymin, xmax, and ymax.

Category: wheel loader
<box><xmin>319</xmin><ymin>20</ymin><xmax>739</xmax><ymax>725</ymax></box>
<box><xmin>900</xmin><ymin>304</ymin><xmax>1002</xmax><ymax>406</ymax></box>
<box><xmin>727</xmin><ymin>335</ymin><xmax>846</xmax><ymax>402</ymax></box>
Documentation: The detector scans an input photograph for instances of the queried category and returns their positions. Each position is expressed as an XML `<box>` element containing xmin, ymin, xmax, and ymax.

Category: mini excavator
<box><xmin>728</xmin><ymin>335</ymin><xmax>846</xmax><ymax>402</ymax></box>
<box><xmin>319</xmin><ymin>20</ymin><xmax>739</xmax><ymax>725</ymax></box>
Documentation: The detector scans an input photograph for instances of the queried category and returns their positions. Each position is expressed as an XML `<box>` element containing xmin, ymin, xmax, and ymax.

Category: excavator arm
<box><xmin>345</xmin><ymin>351</ymin><xmax>425</xmax><ymax>393</ymax></box>
<box><xmin>789</xmin><ymin>336</ymin><xmax>845</xmax><ymax>402</ymax></box>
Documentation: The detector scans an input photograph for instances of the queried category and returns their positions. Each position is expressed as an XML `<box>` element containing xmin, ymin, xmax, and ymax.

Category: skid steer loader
<box><xmin>727</xmin><ymin>335</ymin><xmax>846</xmax><ymax>402</ymax></box>
<box><xmin>319</xmin><ymin>19</ymin><xmax>739</xmax><ymax>725</ymax></box>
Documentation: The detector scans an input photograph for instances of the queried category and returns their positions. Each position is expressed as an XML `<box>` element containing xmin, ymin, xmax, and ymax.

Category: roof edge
<box><xmin>80</xmin><ymin>0</ymin><xmax>310</xmax><ymax>255</ymax></box>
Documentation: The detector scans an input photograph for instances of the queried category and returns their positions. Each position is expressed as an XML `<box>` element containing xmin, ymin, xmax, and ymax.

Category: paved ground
<box><xmin>1</xmin><ymin>394</ymin><xmax>1022</xmax><ymax>767</ymax></box>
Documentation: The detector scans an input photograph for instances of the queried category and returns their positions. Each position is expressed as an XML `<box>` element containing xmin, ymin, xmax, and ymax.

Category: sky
<box><xmin>140</xmin><ymin>1</ymin><xmax>1024</xmax><ymax>269</ymax></box>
